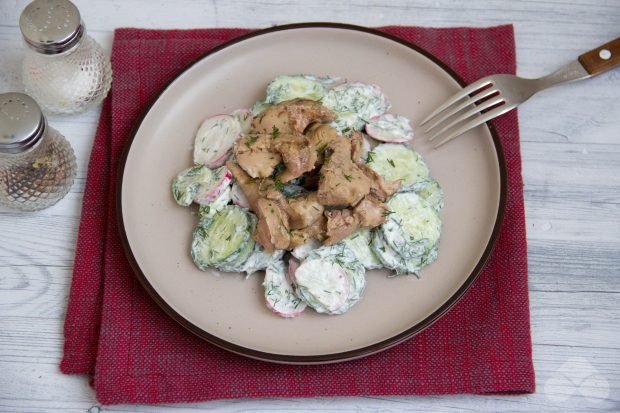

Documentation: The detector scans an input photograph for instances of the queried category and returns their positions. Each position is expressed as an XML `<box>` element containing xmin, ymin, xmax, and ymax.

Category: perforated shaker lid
<box><xmin>0</xmin><ymin>93</ymin><xmax>46</xmax><ymax>155</ymax></box>
<box><xmin>19</xmin><ymin>0</ymin><xmax>84</xmax><ymax>55</ymax></box>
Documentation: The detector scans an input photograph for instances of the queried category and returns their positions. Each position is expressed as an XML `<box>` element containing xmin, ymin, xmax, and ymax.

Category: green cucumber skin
<box><xmin>191</xmin><ymin>206</ymin><xmax>254</xmax><ymax>270</ymax></box>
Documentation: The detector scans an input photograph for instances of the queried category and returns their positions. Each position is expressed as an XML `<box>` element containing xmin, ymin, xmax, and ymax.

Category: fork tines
<box><xmin>420</xmin><ymin>77</ymin><xmax>508</xmax><ymax>148</ymax></box>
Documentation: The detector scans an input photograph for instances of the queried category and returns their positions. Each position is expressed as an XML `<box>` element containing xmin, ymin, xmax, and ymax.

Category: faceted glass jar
<box><xmin>0</xmin><ymin>126</ymin><xmax>77</xmax><ymax>211</ymax></box>
<box><xmin>22</xmin><ymin>34</ymin><xmax>112</xmax><ymax>115</ymax></box>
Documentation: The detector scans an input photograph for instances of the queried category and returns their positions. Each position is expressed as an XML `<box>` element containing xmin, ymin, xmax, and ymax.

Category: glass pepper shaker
<box><xmin>0</xmin><ymin>93</ymin><xmax>77</xmax><ymax>211</ymax></box>
<box><xmin>19</xmin><ymin>0</ymin><xmax>112</xmax><ymax>115</ymax></box>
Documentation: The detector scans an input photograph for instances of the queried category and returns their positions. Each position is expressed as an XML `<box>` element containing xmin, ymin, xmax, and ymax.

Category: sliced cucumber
<box><xmin>330</xmin><ymin>111</ymin><xmax>366</xmax><ymax>133</ymax></box>
<box><xmin>265</xmin><ymin>74</ymin><xmax>329</xmax><ymax>104</ymax></box>
<box><xmin>263</xmin><ymin>260</ymin><xmax>307</xmax><ymax>318</ymax></box>
<box><xmin>367</xmin><ymin>143</ymin><xmax>429</xmax><ymax>191</ymax></box>
<box><xmin>198</xmin><ymin>185</ymin><xmax>232</xmax><ymax>221</ymax></box>
<box><xmin>342</xmin><ymin>228</ymin><xmax>383</xmax><ymax>270</ymax></box>
<box><xmin>414</xmin><ymin>178</ymin><xmax>444</xmax><ymax>212</ymax></box>
<box><xmin>191</xmin><ymin>205</ymin><xmax>254</xmax><ymax>270</ymax></box>
<box><xmin>194</xmin><ymin>114</ymin><xmax>242</xmax><ymax>168</ymax></box>
<box><xmin>171</xmin><ymin>165</ymin><xmax>215</xmax><ymax>207</ymax></box>
<box><xmin>215</xmin><ymin>212</ymin><xmax>257</xmax><ymax>272</ymax></box>
<box><xmin>321</xmin><ymin>82</ymin><xmax>391</xmax><ymax>122</ymax></box>
<box><xmin>216</xmin><ymin>235</ymin><xmax>256</xmax><ymax>272</ymax></box>
<box><xmin>371</xmin><ymin>230</ymin><xmax>422</xmax><ymax>276</ymax></box>
<box><xmin>365</xmin><ymin>114</ymin><xmax>414</xmax><ymax>143</ymax></box>
<box><xmin>376</xmin><ymin>192</ymin><xmax>441</xmax><ymax>275</ymax></box>
<box><xmin>225</xmin><ymin>243</ymin><xmax>284</xmax><ymax>277</ymax></box>
<box><xmin>385</xmin><ymin>192</ymin><xmax>441</xmax><ymax>255</ymax></box>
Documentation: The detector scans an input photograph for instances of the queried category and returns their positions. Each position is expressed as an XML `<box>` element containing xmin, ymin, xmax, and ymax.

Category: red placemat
<box><xmin>61</xmin><ymin>25</ymin><xmax>535</xmax><ymax>405</ymax></box>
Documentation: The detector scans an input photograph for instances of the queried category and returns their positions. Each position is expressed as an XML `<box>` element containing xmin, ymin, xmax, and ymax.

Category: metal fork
<box><xmin>420</xmin><ymin>37</ymin><xmax>620</xmax><ymax>148</ymax></box>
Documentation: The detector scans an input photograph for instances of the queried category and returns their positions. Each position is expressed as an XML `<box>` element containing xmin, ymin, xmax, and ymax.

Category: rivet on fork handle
<box><xmin>578</xmin><ymin>38</ymin><xmax>620</xmax><ymax>75</ymax></box>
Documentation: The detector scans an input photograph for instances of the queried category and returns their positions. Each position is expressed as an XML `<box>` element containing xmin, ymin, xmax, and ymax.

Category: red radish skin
<box><xmin>264</xmin><ymin>261</ymin><xmax>307</xmax><ymax>318</ymax></box>
<box><xmin>206</xmin><ymin>149</ymin><xmax>231</xmax><ymax>168</ymax></box>
<box><xmin>194</xmin><ymin>169</ymin><xmax>233</xmax><ymax>204</ymax></box>
<box><xmin>265</xmin><ymin>298</ymin><xmax>305</xmax><ymax>318</ymax></box>
<box><xmin>288</xmin><ymin>258</ymin><xmax>300</xmax><ymax>286</ymax></box>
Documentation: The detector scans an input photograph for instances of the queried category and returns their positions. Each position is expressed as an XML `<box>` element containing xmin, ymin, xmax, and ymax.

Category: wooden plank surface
<box><xmin>1</xmin><ymin>0</ymin><xmax>619</xmax><ymax>412</ymax></box>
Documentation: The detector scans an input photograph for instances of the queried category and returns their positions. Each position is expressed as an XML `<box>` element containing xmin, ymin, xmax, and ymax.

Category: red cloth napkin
<box><xmin>61</xmin><ymin>25</ymin><xmax>535</xmax><ymax>404</ymax></box>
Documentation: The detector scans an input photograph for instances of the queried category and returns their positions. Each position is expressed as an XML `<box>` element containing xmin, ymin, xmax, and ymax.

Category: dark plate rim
<box><xmin>116</xmin><ymin>22</ymin><xmax>508</xmax><ymax>365</ymax></box>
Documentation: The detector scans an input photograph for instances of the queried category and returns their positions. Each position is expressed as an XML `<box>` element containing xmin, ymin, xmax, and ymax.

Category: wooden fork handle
<box><xmin>578</xmin><ymin>37</ymin><xmax>620</xmax><ymax>75</ymax></box>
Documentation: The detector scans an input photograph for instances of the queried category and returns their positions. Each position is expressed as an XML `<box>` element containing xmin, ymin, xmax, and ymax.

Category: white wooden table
<box><xmin>1</xmin><ymin>1</ymin><xmax>619</xmax><ymax>412</ymax></box>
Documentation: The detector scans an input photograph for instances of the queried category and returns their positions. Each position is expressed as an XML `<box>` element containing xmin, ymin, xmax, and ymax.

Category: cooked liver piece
<box><xmin>272</xmin><ymin>133</ymin><xmax>318</xmax><ymax>182</ymax></box>
<box><xmin>317</xmin><ymin>136</ymin><xmax>371</xmax><ymax>207</ymax></box>
<box><xmin>252</xmin><ymin>99</ymin><xmax>336</xmax><ymax>135</ymax></box>
<box><xmin>306</xmin><ymin>123</ymin><xmax>339</xmax><ymax>166</ymax></box>
<box><xmin>324</xmin><ymin>209</ymin><xmax>360</xmax><ymax>245</ymax></box>
<box><xmin>229</xmin><ymin>98</ymin><xmax>403</xmax><ymax>252</ymax></box>
<box><xmin>233</xmin><ymin>134</ymin><xmax>281</xmax><ymax>178</ymax></box>
<box><xmin>354</xmin><ymin>195</ymin><xmax>389</xmax><ymax>228</ymax></box>
<box><xmin>254</xmin><ymin>198</ymin><xmax>291</xmax><ymax>253</ymax></box>
<box><xmin>350</xmin><ymin>131</ymin><xmax>366</xmax><ymax>163</ymax></box>
<box><xmin>289</xmin><ymin>215</ymin><xmax>327</xmax><ymax>248</ymax></box>
<box><xmin>287</xmin><ymin>192</ymin><xmax>324</xmax><ymax>230</ymax></box>
<box><xmin>358</xmin><ymin>163</ymin><xmax>401</xmax><ymax>202</ymax></box>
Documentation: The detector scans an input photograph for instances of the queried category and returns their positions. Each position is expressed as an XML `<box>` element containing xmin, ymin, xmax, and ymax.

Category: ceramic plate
<box><xmin>118</xmin><ymin>23</ymin><xmax>506</xmax><ymax>364</ymax></box>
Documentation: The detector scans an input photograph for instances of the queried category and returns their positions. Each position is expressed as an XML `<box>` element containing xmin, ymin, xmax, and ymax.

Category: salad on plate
<box><xmin>171</xmin><ymin>74</ymin><xmax>443</xmax><ymax>318</ymax></box>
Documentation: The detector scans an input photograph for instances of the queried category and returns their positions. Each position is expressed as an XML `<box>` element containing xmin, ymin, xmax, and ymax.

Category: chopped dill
<box><xmin>244</xmin><ymin>135</ymin><xmax>258</xmax><ymax>147</ymax></box>
<box><xmin>273</xmin><ymin>177</ymin><xmax>284</xmax><ymax>192</ymax></box>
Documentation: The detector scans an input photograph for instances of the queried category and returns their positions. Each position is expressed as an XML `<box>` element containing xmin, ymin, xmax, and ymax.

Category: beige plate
<box><xmin>119</xmin><ymin>23</ymin><xmax>506</xmax><ymax>364</ymax></box>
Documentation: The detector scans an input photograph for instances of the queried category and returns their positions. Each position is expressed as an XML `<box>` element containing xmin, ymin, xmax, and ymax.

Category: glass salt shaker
<box><xmin>0</xmin><ymin>93</ymin><xmax>77</xmax><ymax>211</ymax></box>
<box><xmin>19</xmin><ymin>0</ymin><xmax>112</xmax><ymax>115</ymax></box>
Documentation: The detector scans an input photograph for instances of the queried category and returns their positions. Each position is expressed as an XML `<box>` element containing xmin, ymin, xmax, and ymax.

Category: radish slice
<box><xmin>207</xmin><ymin>149</ymin><xmax>231</xmax><ymax>168</ymax></box>
<box><xmin>365</xmin><ymin>114</ymin><xmax>414</xmax><ymax>143</ymax></box>
<box><xmin>193</xmin><ymin>166</ymin><xmax>233</xmax><ymax>205</ymax></box>
<box><xmin>288</xmin><ymin>258</ymin><xmax>300</xmax><ymax>286</ymax></box>
<box><xmin>263</xmin><ymin>261</ymin><xmax>306</xmax><ymax>318</ymax></box>
<box><xmin>230</xmin><ymin>182</ymin><xmax>250</xmax><ymax>209</ymax></box>
<box><xmin>231</xmin><ymin>108</ymin><xmax>253</xmax><ymax>134</ymax></box>
<box><xmin>294</xmin><ymin>258</ymin><xmax>351</xmax><ymax>314</ymax></box>
<box><xmin>194</xmin><ymin>114</ymin><xmax>242</xmax><ymax>167</ymax></box>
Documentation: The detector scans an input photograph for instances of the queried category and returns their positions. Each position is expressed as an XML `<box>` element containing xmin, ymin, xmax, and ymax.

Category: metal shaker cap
<box><xmin>19</xmin><ymin>0</ymin><xmax>84</xmax><ymax>55</ymax></box>
<box><xmin>0</xmin><ymin>93</ymin><xmax>46</xmax><ymax>155</ymax></box>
